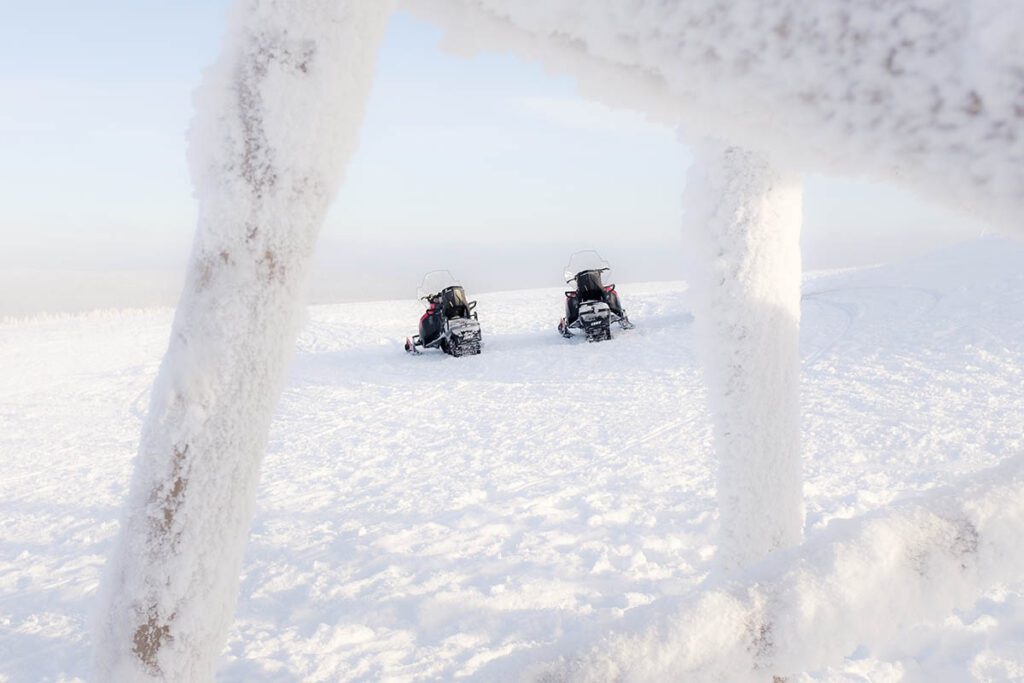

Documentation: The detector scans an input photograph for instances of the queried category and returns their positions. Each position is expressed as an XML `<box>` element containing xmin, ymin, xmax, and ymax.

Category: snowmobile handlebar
<box><xmin>421</xmin><ymin>293</ymin><xmax>477</xmax><ymax>311</ymax></box>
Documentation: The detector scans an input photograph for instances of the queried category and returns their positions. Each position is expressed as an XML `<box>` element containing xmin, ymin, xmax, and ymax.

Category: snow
<box><xmin>84</xmin><ymin>0</ymin><xmax>1024</xmax><ymax>675</ymax></box>
<box><xmin>540</xmin><ymin>450</ymin><xmax>1024</xmax><ymax>682</ymax></box>
<box><xmin>403</xmin><ymin>0</ymin><xmax>1024</xmax><ymax>233</ymax></box>
<box><xmin>682</xmin><ymin>143</ymin><xmax>804</xmax><ymax>569</ymax></box>
<box><xmin>2</xmin><ymin>237</ymin><xmax>1023</xmax><ymax>680</ymax></box>
<box><xmin>94</xmin><ymin>1</ymin><xmax>394</xmax><ymax>679</ymax></box>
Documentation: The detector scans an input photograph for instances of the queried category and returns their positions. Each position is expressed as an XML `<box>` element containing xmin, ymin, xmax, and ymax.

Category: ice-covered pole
<box><xmin>95</xmin><ymin>1</ymin><xmax>394</xmax><ymax>679</ymax></box>
<box><xmin>683</xmin><ymin>142</ymin><xmax>804</xmax><ymax>569</ymax></box>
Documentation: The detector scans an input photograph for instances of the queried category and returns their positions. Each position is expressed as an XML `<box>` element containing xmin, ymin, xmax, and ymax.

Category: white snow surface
<box><xmin>2</xmin><ymin>238</ymin><xmax>1024</xmax><ymax>680</ymax></box>
<box><xmin>403</xmin><ymin>0</ymin><xmax>1024</xmax><ymax>233</ymax></box>
<box><xmin>540</xmin><ymin>451</ymin><xmax>1024</xmax><ymax>682</ymax></box>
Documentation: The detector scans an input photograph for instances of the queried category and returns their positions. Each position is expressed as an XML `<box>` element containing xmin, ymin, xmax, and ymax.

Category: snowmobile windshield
<box><xmin>417</xmin><ymin>270</ymin><xmax>461</xmax><ymax>301</ymax></box>
<box><xmin>564</xmin><ymin>250</ymin><xmax>611</xmax><ymax>283</ymax></box>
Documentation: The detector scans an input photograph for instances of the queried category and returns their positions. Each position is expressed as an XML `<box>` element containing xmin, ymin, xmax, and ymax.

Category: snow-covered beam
<box><xmin>94</xmin><ymin>1</ymin><xmax>394</xmax><ymax>679</ymax></box>
<box><xmin>682</xmin><ymin>142</ymin><xmax>804</xmax><ymax>569</ymax></box>
<box><xmin>404</xmin><ymin>0</ymin><xmax>1024</xmax><ymax>233</ymax></box>
<box><xmin>539</xmin><ymin>454</ymin><xmax>1024</xmax><ymax>682</ymax></box>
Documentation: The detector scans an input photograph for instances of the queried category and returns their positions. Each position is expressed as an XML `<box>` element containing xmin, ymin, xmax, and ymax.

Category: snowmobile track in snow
<box><xmin>801</xmin><ymin>284</ymin><xmax>945</xmax><ymax>365</ymax></box>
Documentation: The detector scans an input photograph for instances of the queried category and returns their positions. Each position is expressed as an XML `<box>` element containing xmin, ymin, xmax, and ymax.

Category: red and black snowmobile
<box><xmin>405</xmin><ymin>270</ymin><xmax>482</xmax><ymax>357</ymax></box>
<box><xmin>557</xmin><ymin>250</ymin><xmax>634</xmax><ymax>342</ymax></box>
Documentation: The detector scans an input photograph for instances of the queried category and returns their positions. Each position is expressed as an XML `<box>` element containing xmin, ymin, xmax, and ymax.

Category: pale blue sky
<box><xmin>0</xmin><ymin>2</ymin><xmax>990</xmax><ymax>312</ymax></box>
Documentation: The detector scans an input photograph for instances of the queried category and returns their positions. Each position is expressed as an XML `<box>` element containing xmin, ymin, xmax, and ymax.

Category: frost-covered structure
<box><xmin>95</xmin><ymin>1</ymin><xmax>393</xmax><ymax>679</ymax></box>
<box><xmin>397</xmin><ymin>0</ymin><xmax>1024</xmax><ymax>674</ymax></box>
<box><xmin>402</xmin><ymin>0</ymin><xmax>1024</xmax><ymax>569</ymax></box>
<box><xmin>99</xmin><ymin>0</ymin><xmax>1024</xmax><ymax>679</ymax></box>
<box><xmin>405</xmin><ymin>0</ymin><xmax>1024</xmax><ymax>232</ymax></box>
<box><xmin>404</xmin><ymin>0</ymin><xmax>1024</xmax><ymax>566</ymax></box>
<box><xmin>682</xmin><ymin>143</ymin><xmax>804</xmax><ymax>569</ymax></box>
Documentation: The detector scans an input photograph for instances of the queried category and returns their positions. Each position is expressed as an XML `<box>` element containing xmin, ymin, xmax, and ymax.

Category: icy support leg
<box><xmin>682</xmin><ymin>142</ymin><xmax>804</xmax><ymax>570</ymax></box>
<box><xmin>94</xmin><ymin>1</ymin><xmax>394</xmax><ymax>680</ymax></box>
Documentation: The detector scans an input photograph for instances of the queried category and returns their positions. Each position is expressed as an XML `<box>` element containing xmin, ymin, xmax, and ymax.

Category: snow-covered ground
<box><xmin>1</xmin><ymin>237</ymin><xmax>1022</xmax><ymax>681</ymax></box>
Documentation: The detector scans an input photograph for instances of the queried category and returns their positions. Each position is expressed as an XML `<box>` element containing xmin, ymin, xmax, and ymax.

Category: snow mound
<box><xmin>538</xmin><ymin>453</ymin><xmax>1024</xmax><ymax>682</ymax></box>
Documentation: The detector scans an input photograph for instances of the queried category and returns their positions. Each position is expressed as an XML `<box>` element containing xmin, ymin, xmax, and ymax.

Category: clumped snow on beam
<box><xmin>404</xmin><ymin>0</ymin><xmax>1024</xmax><ymax>232</ymax></box>
<box><xmin>94</xmin><ymin>1</ymin><xmax>393</xmax><ymax>680</ymax></box>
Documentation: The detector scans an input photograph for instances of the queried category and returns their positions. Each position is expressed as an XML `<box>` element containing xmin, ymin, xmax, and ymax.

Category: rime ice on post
<box><xmin>94</xmin><ymin>1</ymin><xmax>394</xmax><ymax>679</ymax></box>
<box><xmin>406</xmin><ymin>0</ymin><xmax>1024</xmax><ymax>233</ymax></box>
<box><xmin>683</xmin><ymin>142</ymin><xmax>804</xmax><ymax>569</ymax></box>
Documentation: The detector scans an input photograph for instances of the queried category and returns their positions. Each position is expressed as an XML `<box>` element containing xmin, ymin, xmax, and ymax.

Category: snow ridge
<box><xmin>539</xmin><ymin>454</ymin><xmax>1024</xmax><ymax>682</ymax></box>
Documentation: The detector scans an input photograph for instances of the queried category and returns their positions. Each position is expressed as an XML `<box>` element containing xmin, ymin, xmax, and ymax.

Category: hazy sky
<box><xmin>0</xmin><ymin>2</ymin><xmax>992</xmax><ymax>314</ymax></box>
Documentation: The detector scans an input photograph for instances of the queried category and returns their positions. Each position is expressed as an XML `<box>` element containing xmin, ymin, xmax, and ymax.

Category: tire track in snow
<box><xmin>801</xmin><ymin>295</ymin><xmax>859</xmax><ymax>366</ymax></box>
<box><xmin>802</xmin><ymin>285</ymin><xmax>945</xmax><ymax>365</ymax></box>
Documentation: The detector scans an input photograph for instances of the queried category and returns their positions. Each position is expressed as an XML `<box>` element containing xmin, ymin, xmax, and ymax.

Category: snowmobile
<box><xmin>405</xmin><ymin>270</ymin><xmax>482</xmax><ymax>357</ymax></box>
<box><xmin>557</xmin><ymin>250</ymin><xmax>634</xmax><ymax>342</ymax></box>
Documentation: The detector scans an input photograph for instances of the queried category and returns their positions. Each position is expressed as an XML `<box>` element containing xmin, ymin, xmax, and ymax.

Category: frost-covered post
<box><xmin>95</xmin><ymin>1</ymin><xmax>394</xmax><ymax>679</ymax></box>
<box><xmin>683</xmin><ymin>142</ymin><xmax>804</xmax><ymax>569</ymax></box>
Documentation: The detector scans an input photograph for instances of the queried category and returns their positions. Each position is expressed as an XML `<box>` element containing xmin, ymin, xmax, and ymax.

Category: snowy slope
<box><xmin>1</xmin><ymin>238</ymin><xmax>1022</xmax><ymax>681</ymax></box>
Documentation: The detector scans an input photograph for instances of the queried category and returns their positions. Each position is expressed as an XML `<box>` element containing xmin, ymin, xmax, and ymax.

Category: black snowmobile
<box><xmin>557</xmin><ymin>250</ymin><xmax>634</xmax><ymax>342</ymax></box>
<box><xmin>405</xmin><ymin>270</ymin><xmax>482</xmax><ymax>357</ymax></box>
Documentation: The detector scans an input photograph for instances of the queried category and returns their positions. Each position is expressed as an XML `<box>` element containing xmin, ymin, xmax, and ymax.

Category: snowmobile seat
<box><xmin>440</xmin><ymin>286</ymin><xmax>471</xmax><ymax>319</ymax></box>
<box><xmin>574</xmin><ymin>270</ymin><xmax>606</xmax><ymax>302</ymax></box>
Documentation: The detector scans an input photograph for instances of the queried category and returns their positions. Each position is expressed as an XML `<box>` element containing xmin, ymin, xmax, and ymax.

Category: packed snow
<box><xmin>2</xmin><ymin>237</ymin><xmax>1022</xmax><ymax>680</ymax></box>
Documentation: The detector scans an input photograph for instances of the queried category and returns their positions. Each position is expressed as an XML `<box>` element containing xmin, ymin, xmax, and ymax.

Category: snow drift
<box><xmin>94</xmin><ymin>1</ymin><xmax>393</xmax><ymax>679</ymax></box>
<box><xmin>404</xmin><ymin>0</ymin><xmax>1024</xmax><ymax>232</ymax></box>
<box><xmin>538</xmin><ymin>453</ymin><xmax>1024</xmax><ymax>682</ymax></box>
